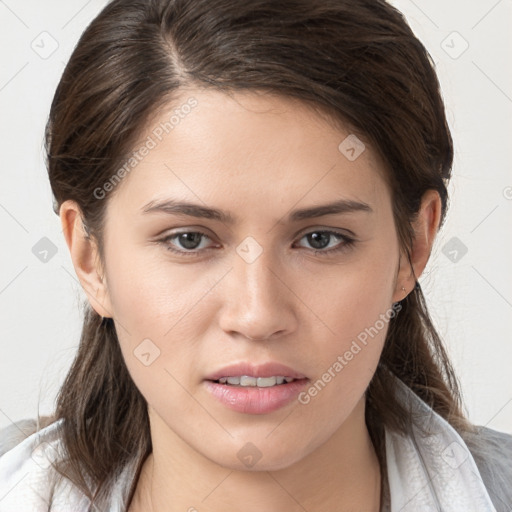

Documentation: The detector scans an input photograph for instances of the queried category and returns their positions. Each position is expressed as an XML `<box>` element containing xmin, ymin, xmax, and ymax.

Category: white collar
<box><xmin>385</xmin><ymin>376</ymin><xmax>497</xmax><ymax>511</ymax></box>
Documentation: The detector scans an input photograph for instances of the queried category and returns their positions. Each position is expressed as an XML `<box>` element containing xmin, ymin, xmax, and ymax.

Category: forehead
<box><xmin>108</xmin><ymin>88</ymin><xmax>391</xmax><ymax>220</ymax></box>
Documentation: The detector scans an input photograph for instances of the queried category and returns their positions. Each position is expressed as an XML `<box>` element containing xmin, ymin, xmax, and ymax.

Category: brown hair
<box><xmin>41</xmin><ymin>0</ymin><xmax>475</xmax><ymax>508</ymax></box>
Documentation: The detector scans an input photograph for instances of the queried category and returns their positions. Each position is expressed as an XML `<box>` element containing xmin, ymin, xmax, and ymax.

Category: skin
<box><xmin>60</xmin><ymin>88</ymin><xmax>441</xmax><ymax>511</ymax></box>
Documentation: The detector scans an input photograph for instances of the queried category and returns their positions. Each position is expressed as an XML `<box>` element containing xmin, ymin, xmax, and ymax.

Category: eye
<box><xmin>160</xmin><ymin>231</ymin><xmax>216</xmax><ymax>257</ymax></box>
<box><xmin>159</xmin><ymin>229</ymin><xmax>356</xmax><ymax>258</ymax></box>
<box><xmin>294</xmin><ymin>230</ymin><xmax>355</xmax><ymax>255</ymax></box>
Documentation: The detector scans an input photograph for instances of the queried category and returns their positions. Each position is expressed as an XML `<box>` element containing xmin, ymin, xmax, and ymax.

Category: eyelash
<box><xmin>158</xmin><ymin>230</ymin><xmax>356</xmax><ymax>258</ymax></box>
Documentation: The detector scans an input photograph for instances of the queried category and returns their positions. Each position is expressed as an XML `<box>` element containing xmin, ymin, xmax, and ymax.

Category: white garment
<box><xmin>384</xmin><ymin>377</ymin><xmax>504</xmax><ymax>511</ymax></box>
<box><xmin>0</xmin><ymin>376</ymin><xmax>510</xmax><ymax>511</ymax></box>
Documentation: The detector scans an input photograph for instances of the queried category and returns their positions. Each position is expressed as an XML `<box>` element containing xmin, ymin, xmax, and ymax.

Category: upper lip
<box><xmin>205</xmin><ymin>362</ymin><xmax>308</xmax><ymax>381</ymax></box>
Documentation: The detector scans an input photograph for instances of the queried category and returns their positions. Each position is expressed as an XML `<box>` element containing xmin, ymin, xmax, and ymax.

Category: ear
<box><xmin>392</xmin><ymin>189</ymin><xmax>442</xmax><ymax>302</ymax></box>
<box><xmin>60</xmin><ymin>200</ymin><xmax>113</xmax><ymax>318</ymax></box>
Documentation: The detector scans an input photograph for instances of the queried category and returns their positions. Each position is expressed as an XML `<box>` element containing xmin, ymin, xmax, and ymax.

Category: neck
<box><xmin>128</xmin><ymin>396</ymin><xmax>381</xmax><ymax>512</ymax></box>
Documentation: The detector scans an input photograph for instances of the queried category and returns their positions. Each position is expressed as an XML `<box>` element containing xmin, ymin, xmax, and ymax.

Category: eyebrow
<box><xmin>140</xmin><ymin>198</ymin><xmax>372</xmax><ymax>224</ymax></box>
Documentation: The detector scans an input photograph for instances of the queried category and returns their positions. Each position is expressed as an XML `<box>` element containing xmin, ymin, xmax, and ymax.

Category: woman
<box><xmin>0</xmin><ymin>0</ymin><xmax>510</xmax><ymax>510</ymax></box>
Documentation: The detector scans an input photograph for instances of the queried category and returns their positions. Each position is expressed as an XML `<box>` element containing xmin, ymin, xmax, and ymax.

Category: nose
<box><xmin>217</xmin><ymin>244</ymin><xmax>297</xmax><ymax>341</ymax></box>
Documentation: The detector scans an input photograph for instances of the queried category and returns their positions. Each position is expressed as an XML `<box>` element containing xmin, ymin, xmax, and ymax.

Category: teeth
<box><xmin>217</xmin><ymin>375</ymin><xmax>296</xmax><ymax>387</ymax></box>
<box><xmin>256</xmin><ymin>376</ymin><xmax>277</xmax><ymax>387</ymax></box>
<box><xmin>240</xmin><ymin>376</ymin><xmax>257</xmax><ymax>386</ymax></box>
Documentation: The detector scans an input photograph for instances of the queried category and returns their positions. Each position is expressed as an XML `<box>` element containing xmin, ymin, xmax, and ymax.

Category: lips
<box><xmin>204</xmin><ymin>362</ymin><xmax>308</xmax><ymax>382</ymax></box>
<box><xmin>203</xmin><ymin>362</ymin><xmax>309</xmax><ymax>414</ymax></box>
<box><xmin>205</xmin><ymin>378</ymin><xmax>309</xmax><ymax>414</ymax></box>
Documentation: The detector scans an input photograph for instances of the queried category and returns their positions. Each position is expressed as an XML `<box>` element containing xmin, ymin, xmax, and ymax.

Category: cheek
<box><xmin>105</xmin><ymin>242</ymin><xmax>219</xmax><ymax>331</ymax></box>
<box><xmin>305</xmin><ymin>235</ymin><xmax>398</xmax><ymax>339</ymax></box>
<box><xmin>109</xmin><ymin>255</ymin><xmax>208</xmax><ymax>416</ymax></box>
<box><xmin>104</xmin><ymin>246</ymin><xmax>230</xmax><ymax>400</ymax></box>
<box><xmin>297</xmin><ymin>238</ymin><xmax>398</xmax><ymax>405</ymax></box>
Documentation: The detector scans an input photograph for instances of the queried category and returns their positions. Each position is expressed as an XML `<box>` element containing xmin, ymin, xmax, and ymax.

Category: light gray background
<box><xmin>0</xmin><ymin>0</ymin><xmax>511</xmax><ymax>434</ymax></box>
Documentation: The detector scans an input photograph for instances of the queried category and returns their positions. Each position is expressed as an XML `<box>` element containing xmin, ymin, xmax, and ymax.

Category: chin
<box><xmin>207</xmin><ymin>442</ymin><xmax>308</xmax><ymax>473</ymax></box>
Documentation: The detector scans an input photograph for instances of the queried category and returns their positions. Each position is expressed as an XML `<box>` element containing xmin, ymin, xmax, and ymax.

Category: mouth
<box><xmin>204</xmin><ymin>361</ymin><xmax>307</xmax><ymax>383</ymax></box>
<box><xmin>209</xmin><ymin>375</ymin><xmax>304</xmax><ymax>387</ymax></box>
<box><xmin>203</xmin><ymin>362</ymin><xmax>309</xmax><ymax>414</ymax></box>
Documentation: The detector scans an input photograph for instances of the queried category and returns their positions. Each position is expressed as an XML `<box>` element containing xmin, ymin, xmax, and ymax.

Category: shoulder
<box><xmin>389</xmin><ymin>375</ymin><xmax>511</xmax><ymax>510</ymax></box>
<box><xmin>462</xmin><ymin>425</ymin><xmax>512</xmax><ymax>511</ymax></box>
<box><xmin>0</xmin><ymin>418</ymin><xmax>91</xmax><ymax>511</ymax></box>
<box><xmin>0</xmin><ymin>416</ymin><xmax>54</xmax><ymax>456</ymax></box>
<box><xmin>463</xmin><ymin>424</ymin><xmax>512</xmax><ymax>472</ymax></box>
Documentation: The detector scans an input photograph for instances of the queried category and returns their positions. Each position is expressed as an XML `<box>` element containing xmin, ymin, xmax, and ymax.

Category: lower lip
<box><xmin>204</xmin><ymin>379</ymin><xmax>309</xmax><ymax>414</ymax></box>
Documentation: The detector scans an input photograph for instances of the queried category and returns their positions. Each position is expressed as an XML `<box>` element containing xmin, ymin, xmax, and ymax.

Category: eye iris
<box><xmin>308</xmin><ymin>232</ymin><xmax>330</xmax><ymax>250</ymax></box>
<box><xmin>179</xmin><ymin>232</ymin><xmax>202</xmax><ymax>249</ymax></box>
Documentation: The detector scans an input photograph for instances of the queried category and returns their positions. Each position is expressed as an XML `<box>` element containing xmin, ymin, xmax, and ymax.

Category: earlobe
<box><xmin>59</xmin><ymin>200</ymin><xmax>113</xmax><ymax>318</ymax></box>
<box><xmin>393</xmin><ymin>190</ymin><xmax>442</xmax><ymax>302</ymax></box>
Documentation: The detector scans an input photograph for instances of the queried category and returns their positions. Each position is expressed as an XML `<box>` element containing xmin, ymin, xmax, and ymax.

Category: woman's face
<box><xmin>93</xmin><ymin>89</ymin><xmax>405</xmax><ymax>470</ymax></box>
